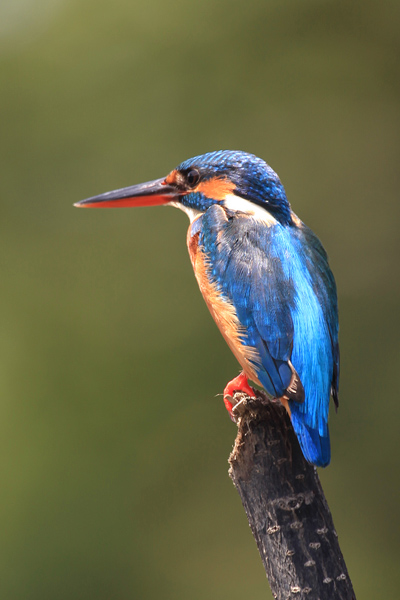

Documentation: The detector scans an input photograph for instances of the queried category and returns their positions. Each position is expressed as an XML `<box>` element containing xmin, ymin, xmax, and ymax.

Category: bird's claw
<box><xmin>223</xmin><ymin>372</ymin><xmax>256</xmax><ymax>421</ymax></box>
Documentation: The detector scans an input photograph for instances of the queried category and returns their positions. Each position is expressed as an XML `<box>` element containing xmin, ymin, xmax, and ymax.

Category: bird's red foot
<box><xmin>223</xmin><ymin>372</ymin><xmax>256</xmax><ymax>420</ymax></box>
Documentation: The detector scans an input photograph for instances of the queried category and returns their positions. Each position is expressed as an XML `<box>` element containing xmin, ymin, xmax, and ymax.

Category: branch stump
<box><xmin>228</xmin><ymin>392</ymin><xmax>356</xmax><ymax>600</ymax></box>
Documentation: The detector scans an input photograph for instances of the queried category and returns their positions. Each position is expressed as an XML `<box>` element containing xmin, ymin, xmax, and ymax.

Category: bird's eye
<box><xmin>186</xmin><ymin>169</ymin><xmax>200</xmax><ymax>188</ymax></box>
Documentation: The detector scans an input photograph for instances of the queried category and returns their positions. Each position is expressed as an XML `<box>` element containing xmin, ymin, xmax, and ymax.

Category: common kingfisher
<box><xmin>76</xmin><ymin>151</ymin><xmax>339</xmax><ymax>467</ymax></box>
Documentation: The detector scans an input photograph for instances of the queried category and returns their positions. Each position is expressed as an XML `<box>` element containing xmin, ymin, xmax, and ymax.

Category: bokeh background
<box><xmin>1</xmin><ymin>1</ymin><xmax>399</xmax><ymax>598</ymax></box>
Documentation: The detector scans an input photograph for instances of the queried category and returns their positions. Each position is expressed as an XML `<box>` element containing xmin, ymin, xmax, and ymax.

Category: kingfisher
<box><xmin>75</xmin><ymin>150</ymin><xmax>339</xmax><ymax>467</ymax></box>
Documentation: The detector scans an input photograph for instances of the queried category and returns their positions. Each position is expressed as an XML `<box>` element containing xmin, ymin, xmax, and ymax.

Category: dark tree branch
<box><xmin>228</xmin><ymin>392</ymin><xmax>356</xmax><ymax>600</ymax></box>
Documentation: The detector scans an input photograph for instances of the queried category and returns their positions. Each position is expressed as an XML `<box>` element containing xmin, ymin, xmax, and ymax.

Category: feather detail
<box><xmin>187</xmin><ymin>227</ymin><xmax>262</xmax><ymax>382</ymax></box>
<box><xmin>187</xmin><ymin>202</ymin><xmax>338</xmax><ymax>468</ymax></box>
<box><xmin>284</xmin><ymin>361</ymin><xmax>305</xmax><ymax>403</ymax></box>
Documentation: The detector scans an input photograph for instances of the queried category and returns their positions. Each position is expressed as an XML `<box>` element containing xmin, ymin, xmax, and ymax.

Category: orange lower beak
<box><xmin>74</xmin><ymin>177</ymin><xmax>177</xmax><ymax>208</ymax></box>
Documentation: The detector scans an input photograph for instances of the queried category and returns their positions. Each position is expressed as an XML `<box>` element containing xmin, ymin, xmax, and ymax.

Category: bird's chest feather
<box><xmin>186</xmin><ymin>215</ymin><xmax>261</xmax><ymax>381</ymax></box>
<box><xmin>187</xmin><ymin>205</ymin><xmax>296</xmax><ymax>337</ymax></box>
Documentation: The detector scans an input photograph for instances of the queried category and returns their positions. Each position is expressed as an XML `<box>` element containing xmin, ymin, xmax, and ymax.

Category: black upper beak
<box><xmin>74</xmin><ymin>177</ymin><xmax>178</xmax><ymax>208</ymax></box>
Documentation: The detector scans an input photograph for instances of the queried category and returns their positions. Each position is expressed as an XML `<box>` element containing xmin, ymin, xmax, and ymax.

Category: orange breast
<box><xmin>187</xmin><ymin>225</ymin><xmax>262</xmax><ymax>383</ymax></box>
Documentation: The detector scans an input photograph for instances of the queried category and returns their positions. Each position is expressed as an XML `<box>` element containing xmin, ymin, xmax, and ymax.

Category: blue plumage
<box><xmin>180</xmin><ymin>150</ymin><xmax>292</xmax><ymax>223</ymax></box>
<box><xmin>77</xmin><ymin>150</ymin><xmax>339</xmax><ymax>467</ymax></box>
<box><xmin>193</xmin><ymin>202</ymin><xmax>338</xmax><ymax>467</ymax></box>
<box><xmin>177</xmin><ymin>151</ymin><xmax>338</xmax><ymax>467</ymax></box>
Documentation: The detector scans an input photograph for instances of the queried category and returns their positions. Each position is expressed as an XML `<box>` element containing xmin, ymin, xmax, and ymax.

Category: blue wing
<box><xmin>195</xmin><ymin>204</ymin><xmax>339</xmax><ymax>467</ymax></box>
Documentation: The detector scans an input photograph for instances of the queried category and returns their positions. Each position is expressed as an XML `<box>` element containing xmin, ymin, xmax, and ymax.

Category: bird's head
<box><xmin>75</xmin><ymin>150</ymin><xmax>292</xmax><ymax>225</ymax></box>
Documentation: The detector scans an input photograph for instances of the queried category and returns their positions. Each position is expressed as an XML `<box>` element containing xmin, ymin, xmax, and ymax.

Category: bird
<box><xmin>75</xmin><ymin>150</ymin><xmax>339</xmax><ymax>467</ymax></box>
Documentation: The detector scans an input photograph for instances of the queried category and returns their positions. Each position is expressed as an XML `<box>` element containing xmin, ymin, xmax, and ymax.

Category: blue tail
<box><xmin>290</xmin><ymin>407</ymin><xmax>331</xmax><ymax>467</ymax></box>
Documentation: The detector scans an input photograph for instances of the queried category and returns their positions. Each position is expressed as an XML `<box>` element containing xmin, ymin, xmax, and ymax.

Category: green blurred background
<box><xmin>1</xmin><ymin>1</ymin><xmax>399</xmax><ymax>598</ymax></box>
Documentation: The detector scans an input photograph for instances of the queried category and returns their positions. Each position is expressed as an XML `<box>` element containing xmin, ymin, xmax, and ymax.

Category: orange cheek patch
<box><xmin>196</xmin><ymin>177</ymin><xmax>235</xmax><ymax>201</ymax></box>
<box><xmin>165</xmin><ymin>169</ymin><xmax>179</xmax><ymax>185</ymax></box>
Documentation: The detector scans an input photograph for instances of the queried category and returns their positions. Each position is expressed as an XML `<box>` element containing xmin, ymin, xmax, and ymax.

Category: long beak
<box><xmin>74</xmin><ymin>177</ymin><xmax>178</xmax><ymax>208</ymax></box>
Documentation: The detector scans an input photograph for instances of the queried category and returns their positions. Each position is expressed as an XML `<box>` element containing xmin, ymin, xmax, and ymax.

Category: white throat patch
<box><xmin>169</xmin><ymin>201</ymin><xmax>202</xmax><ymax>223</ymax></box>
<box><xmin>223</xmin><ymin>194</ymin><xmax>277</xmax><ymax>226</ymax></box>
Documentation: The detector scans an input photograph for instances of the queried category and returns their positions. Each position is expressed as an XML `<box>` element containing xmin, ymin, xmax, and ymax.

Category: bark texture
<box><xmin>228</xmin><ymin>392</ymin><xmax>356</xmax><ymax>600</ymax></box>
